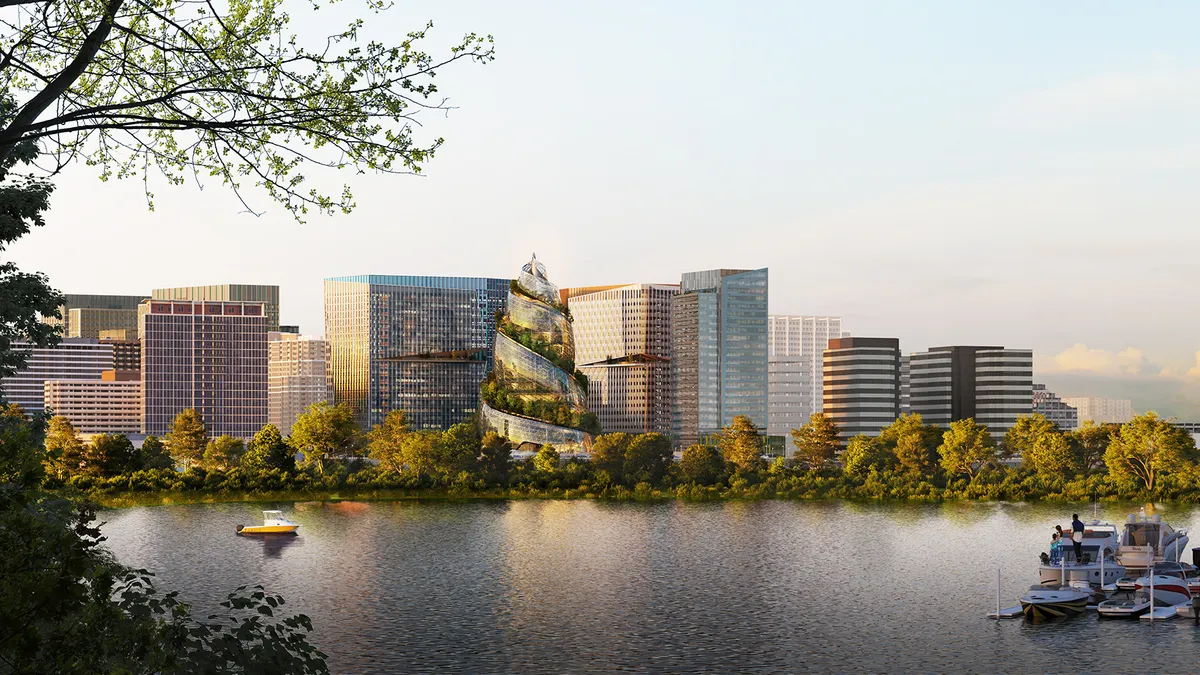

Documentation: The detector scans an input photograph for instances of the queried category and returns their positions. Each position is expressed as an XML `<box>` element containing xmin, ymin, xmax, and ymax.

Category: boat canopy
<box><xmin>263</xmin><ymin>510</ymin><xmax>284</xmax><ymax>516</ymax></box>
<box><xmin>1121</xmin><ymin>522</ymin><xmax>1173</xmax><ymax>547</ymax></box>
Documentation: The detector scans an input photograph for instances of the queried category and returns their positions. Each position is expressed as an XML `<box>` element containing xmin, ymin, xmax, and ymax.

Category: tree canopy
<box><xmin>290</xmin><ymin>401</ymin><xmax>360</xmax><ymax>474</ymax></box>
<box><xmin>790</xmin><ymin>412</ymin><xmax>840</xmax><ymax>470</ymax></box>
<box><xmin>1104</xmin><ymin>412</ymin><xmax>1196</xmax><ymax>491</ymax></box>
<box><xmin>720</xmin><ymin>415</ymin><xmax>765</xmax><ymax>471</ymax></box>
<box><xmin>937</xmin><ymin>418</ymin><xmax>996</xmax><ymax>479</ymax></box>
<box><xmin>0</xmin><ymin>0</ymin><xmax>495</xmax><ymax>219</ymax></box>
<box><xmin>163</xmin><ymin>408</ymin><xmax>206</xmax><ymax>469</ymax></box>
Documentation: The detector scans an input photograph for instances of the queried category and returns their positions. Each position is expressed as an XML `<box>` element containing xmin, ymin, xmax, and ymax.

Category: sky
<box><xmin>9</xmin><ymin>1</ymin><xmax>1200</xmax><ymax>416</ymax></box>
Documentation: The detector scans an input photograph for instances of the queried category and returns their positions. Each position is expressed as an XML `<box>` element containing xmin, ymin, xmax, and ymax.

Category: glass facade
<box><xmin>0</xmin><ymin>339</ymin><xmax>115</xmax><ymax>414</ymax></box>
<box><xmin>324</xmin><ymin>275</ymin><xmax>508</xmax><ymax>431</ymax></box>
<box><xmin>672</xmin><ymin>268</ymin><xmax>768</xmax><ymax>446</ymax></box>
<box><xmin>479</xmin><ymin>255</ymin><xmax>592</xmax><ymax>453</ymax></box>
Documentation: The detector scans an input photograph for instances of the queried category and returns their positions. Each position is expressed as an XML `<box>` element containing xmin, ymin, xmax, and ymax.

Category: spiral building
<box><xmin>480</xmin><ymin>255</ymin><xmax>595</xmax><ymax>453</ymax></box>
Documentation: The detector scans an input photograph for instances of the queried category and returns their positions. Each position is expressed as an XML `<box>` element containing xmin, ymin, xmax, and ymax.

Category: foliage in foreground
<box><xmin>0</xmin><ymin>404</ymin><xmax>329</xmax><ymax>673</ymax></box>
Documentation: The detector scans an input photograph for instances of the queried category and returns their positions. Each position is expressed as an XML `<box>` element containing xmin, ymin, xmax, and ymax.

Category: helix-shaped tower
<box><xmin>480</xmin><ymin>254</ymin><xmax>597</xmax><ymax>452</ymax></box>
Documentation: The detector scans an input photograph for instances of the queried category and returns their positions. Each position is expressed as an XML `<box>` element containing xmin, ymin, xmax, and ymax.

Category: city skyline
<box><xmin>10</xmin><ymin>1</ymin><xmax>1200</xmax><ymax>415</ymax></box>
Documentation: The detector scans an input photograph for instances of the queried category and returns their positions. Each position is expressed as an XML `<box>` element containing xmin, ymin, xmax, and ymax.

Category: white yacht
<box><xmin>1115</xmin><ymin>512</ymin><xmax>1189</xmax><ymax>571</ymax></box>
<box><xmin>1037</xmin><ymin>520</ymin><xmax>1124</xmax><ymax>586</ymax></box>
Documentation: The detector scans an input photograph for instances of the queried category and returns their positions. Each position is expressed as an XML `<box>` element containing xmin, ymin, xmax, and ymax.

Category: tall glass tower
<box><xmin>671</xmin><ymin>268</ymin><xmax>768</xmax><ymax>447</ymax></box>
<box><xmin>323</xmin><ymin>275</ymin><xmax>509</xmax><ymax>431</ymax></box>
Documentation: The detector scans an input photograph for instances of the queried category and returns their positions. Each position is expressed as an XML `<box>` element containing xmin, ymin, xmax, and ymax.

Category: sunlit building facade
<box><xmin>44</xmin><ymin>370</ymin><xmax>142</xmax><ymax>435</ymax></box>
<box><xmin>141</xmin><ymin>300</ymin><xmax>268</xmax><ymax>437</ymax></box>
<box><xmin>324</xmin><ymin>275</ymin><xmax>508</xmax><ymax>430</ymax></box>
<box><xmin>907</xmin><ymin>345</ymin><xmax>1033</xmax><ymax>438</ymax></box>
<box><xmin>565</xmin><ymin>283</ymin><xmax>678</xmax><ymax>435</ymax></box>
<box><xmin>43</xmin><ymin>294</ymin><xmax>146</xmax><ymax>338</ymax></box>
<box><xmin>822</xmin><ymin>337</ymin><xmax>901</xmax><ymax>441</ymax></box>
<box><xmin>480</xmin><ymin>256</ymin><xmax>592</xmax><ymax>452</ymax></box>
<box><xmin>671</xmin><ymin>268</ymin><xmax>768</xmax><ymax>447</ymax></box>
<box><xmin>0</xmin><ymin>339</ymin><xmax>114</xmax><ymax>415</ymax></box>
<box><xmin>269</xmin><ymin>332</ymin><xmax>331</xmax><ymax>436</ymax></box>
<box><xmin>152</xmin><ymin>284</ymin><xmax>281</xmax><ymax>332</ymax></box>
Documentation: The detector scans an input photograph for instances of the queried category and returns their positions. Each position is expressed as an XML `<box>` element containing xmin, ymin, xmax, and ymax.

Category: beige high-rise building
<box><xmin>44</xmin><ymin>370</ymin><xmax>142</xmax><ymax>436</ymax></box>
<box><xmin>565</xmin><ymin>283</ymin><xmax>678</xmax><ymax>436</ymax></box>
<box><xmin>269</xmin><ymin>332</ymin><xmax>331</xmax><ymax>436</ymax></box>
<box><xmin>152</xmin><ymin>284</ymin><xmax>281</xmax><ymax>331</ymax></box>
<box><xmin>1060</xmin><ymin>396</ymin><xmax>1133</xmax><ymax>427</ymax></box>
<box><xmin>42</xmin><ymin>294</ymin><xmax>146</xmax><ymax>338</ymax></box>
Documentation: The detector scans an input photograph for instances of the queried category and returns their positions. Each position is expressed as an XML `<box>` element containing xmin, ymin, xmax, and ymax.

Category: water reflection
<box><xmin>98</xmin><ymin>501</ymin><xmax>1200</xmax><ymax>674</ymax></box>
<box><xmin>241</xmin><ymin>533</ymin><xmax>299</xmax><ymax>558</ymax></box>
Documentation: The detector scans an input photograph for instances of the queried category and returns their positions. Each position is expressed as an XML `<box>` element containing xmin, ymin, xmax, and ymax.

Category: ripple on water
<box><xmin>98</xmin><ymin>500</ymin><xmax>1200</xmax><ymax>674</ymax></box>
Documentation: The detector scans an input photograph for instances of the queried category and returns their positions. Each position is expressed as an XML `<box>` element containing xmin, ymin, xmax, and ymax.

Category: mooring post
<box><xmin>996</xmin><ymin>568</ymin><xmax>1001</xmax><ymax>618</ymax></box>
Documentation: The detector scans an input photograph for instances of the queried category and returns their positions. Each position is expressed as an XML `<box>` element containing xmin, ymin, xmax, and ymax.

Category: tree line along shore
<box><xmin>31</xmin><ymin>398</ymin><xmax>1200</xmax><ymax>505</ymax></box>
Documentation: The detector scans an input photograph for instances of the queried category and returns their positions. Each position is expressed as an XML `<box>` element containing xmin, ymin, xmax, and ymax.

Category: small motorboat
<box><xmin>1019</xmin><ymin>585</ymin><xmax>1090</xmax><ymax>621</ymax></box>
<box><xmin>237</xmin><ymin>510</ymin><xmax>300</xmax><ymax>535</ymax></box>
<box><xmin>1097</xmin><ymin>590</ymin><xmax>1152</xmax><ymax>619</ymax></box>
<box><xmin>1134</xmin><ymin>574</ymin><xmax>1191</xmax><ymax>606</ymax></box>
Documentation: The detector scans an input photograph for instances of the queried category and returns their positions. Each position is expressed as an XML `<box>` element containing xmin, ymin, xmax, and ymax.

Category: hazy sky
<box><xmin>10</xmin><ymin>1</ymin><xmax>1200</xmax><ymax>415</ymax></box>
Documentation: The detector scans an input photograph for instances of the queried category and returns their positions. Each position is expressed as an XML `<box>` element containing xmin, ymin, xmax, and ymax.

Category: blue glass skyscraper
<box><xmin>671</xmin><ymin>268</ymin><xmax>768</xmax><ymax>447</ymax></box>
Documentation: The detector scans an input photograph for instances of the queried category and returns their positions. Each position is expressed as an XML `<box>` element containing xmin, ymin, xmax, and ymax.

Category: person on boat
<box><xmin>1070</xmin><ymin>513</ymin><xmax>1085</xmax><ymax>562</ymax></box>
<box><xmin>1049</xmin><ymin>528</ymin><xmax>1062</xmax><ymax>563</ymax></box>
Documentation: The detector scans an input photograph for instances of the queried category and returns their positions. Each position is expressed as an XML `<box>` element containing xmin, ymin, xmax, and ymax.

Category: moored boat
<box><xmin>1019</xmin><ymin>585</ymin><xmax>1089</xmax><ymax>621</ymax></box>
<box><xmin>1116</xmin><ymin>512</ymin><xmax>1189</xmax><ymax>571</ymax></box>
<box><xmin>1134</xmin><ymin>574</ymin><xmax>1191</xmax><ymax>606</ymax></box>
<box><xmin>1097</xmin><ymin>590</ymin><xmax>1152</xmax><ymax>619</ymax></box>
<box><xmin>1038</xmin><ymin>519</ymin><xmax>1124</xmax><ymax>587</ymax></box>
<box><xmin>237</xmin><ymin>510</ymin><xmax>300</xmax><ymax>535</ymax></box>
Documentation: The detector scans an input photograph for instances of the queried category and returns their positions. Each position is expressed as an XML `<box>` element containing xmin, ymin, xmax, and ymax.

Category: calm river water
<box><xmin>100</xmin><ymin>500</ymin><xmax>1200</xmax><ymax>673</ymax></box>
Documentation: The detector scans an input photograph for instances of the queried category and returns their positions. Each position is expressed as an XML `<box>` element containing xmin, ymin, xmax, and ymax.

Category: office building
<box><xmin>0</xmin><ymin>339</ymin><xmax>114</xmax><ymax>414</ymax></box>
<box><xmin>152</xmin><ymin>284</ymin><xmax>281</xmax><ymax>331</ymax></box>
<box><xmin>325</xmin><ymin>274</ymin><xmax>508</xmax><ymax>430</ymax></box>
<box><xmin>44</xmin><ymin>370</ymin><xmax>142</xmax><ymax>435</ymax></box>
<box><xmin>269</xmin><ymin>332</ymin><xmax>331</xmax><ymax>436</ymax></box>
<box><xmin>908</xmin><ymin>346</ymin><xmax>1033</xmax><ymax>438</ymax></box>
<box><xmin>767</xmin><ymin>315</ymin><xmax>844</xmax><ymax>436</ymax></box>
<box><xmin>565</xmin><ymin>283</ymin><xmax>678</xmax><ymax>435</ymax></box>
<box><xmin>43</xmin><ymin>294</ymin><xmax>146</xmax><ymax>338</ymax></box>
<box><xmin>822</xmin><ymin>337</ymin><xmax>901</xmax><ymax>441</ymax></box>
<box><xmin>1032</xmin><ymin>383</ymin><xmax>1078</xmax><ymax>431</ymax></box>
<box><xmin>900</xmin><ymin>355</ymin><xmax>911</xmax><ymax>414</ymax></box>
<box><xmin>99</xmin><ymin>337</ymin><xmax>141</xmax><ymax>372</ymax></box>
<box><xmin>141</xmin><ymin>300</ymin><xmax>268</xmax><ymax>437</ymax></box>
<box><xmin>481</xmin><ymin>255</ymin><xmax>591</xmax><ymax>452</ymax></box>
<box><xmin>1060</xmin><ymin>396</ymin><xmax>1133</xmax><ymax>426</ymax></box>
<box><xmin>671</xmin><ymin>268</ymin><xmax>768</xmax><ymax>447</ymax></box>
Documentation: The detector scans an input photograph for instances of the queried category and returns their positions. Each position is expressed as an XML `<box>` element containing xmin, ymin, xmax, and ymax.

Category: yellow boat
<box><xmin>237</xmin><ymin>510</ymin><xmax>300</xmax><ymax>535</ymax></box>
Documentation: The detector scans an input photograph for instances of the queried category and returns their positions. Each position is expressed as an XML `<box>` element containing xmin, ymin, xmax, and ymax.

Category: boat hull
<box><xmin>1020</xmin><ymin>597</ymin><xmax>1088</xmax><ymax>621</ymax></box>
<box><xmin>1134</xmin><ymin>577</ymin><xmax>1190</xmax><ymax>606</ymax></box>
<box><xmin>238</xmin><ymin>525</ymin><xmax>299</xmax><ymax>535</ymax></box>
<box><xmin>1037</xmin><ymin>563</ymin><xmax>1125</xmax><ymax>587</ymax></box>
<box><xmin>1097</xmin><ymin>600</ymin><xmax>1150</xmax><ymax>619</ymax></box>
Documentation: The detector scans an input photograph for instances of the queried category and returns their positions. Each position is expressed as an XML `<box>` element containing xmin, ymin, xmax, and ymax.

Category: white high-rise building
<box><xmin>908</xmin><ymin>345</ymin><xmax>1033</xmax><ymax>438</ymax></box>
<box><xmin>767</xmin><ymin>315</ymin><xmax>843</xmax><ymax>436</ymax></box>
<box><xmin>44</xmin><ymin>370</ymin><xmax>142</xmax><ymax>436</ymax></box>
<box><xmin>269</xmin><ymin>332</ymin><xmax>332</xmax><ymax>436</ymax></box>
<box><xmin>1060</xmin><ymin>396</ymin><xmax>1133</xmax><ymax>426</ymax></box>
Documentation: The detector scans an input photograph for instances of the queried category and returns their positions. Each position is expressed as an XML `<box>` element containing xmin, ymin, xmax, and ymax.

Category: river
<box><xmin>99</xmin><ymin>500</ymin><xmax>1200</xmax><ymax>673</ymax></box>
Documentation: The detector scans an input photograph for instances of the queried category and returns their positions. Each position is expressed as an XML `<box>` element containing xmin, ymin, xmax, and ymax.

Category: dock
<box><xmin>987</xmin><ymin>606</ymin><xmax>1023</xmax><ymax>619</ymax></box>
<box><xmin>1140</xmin><ymin>604</ymin><xmax>1188</xmax><ymax>621</ymax></box>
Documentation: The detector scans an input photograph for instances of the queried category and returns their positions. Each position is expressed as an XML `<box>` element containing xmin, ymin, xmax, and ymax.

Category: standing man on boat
<box><xmin>1070</xmin><ymin>513</ymin><xmax>1086</xmax><ymax>562</ymax></box>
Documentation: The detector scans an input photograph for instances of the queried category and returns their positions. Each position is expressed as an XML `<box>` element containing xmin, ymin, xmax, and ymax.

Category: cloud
<box><xmin>1185</xmin><ymin>351</ymin><xmax>1200</xmax><ymax>378</ymax></box>
<box><xmin>995</xmin><ymin>66</ymin><xmax>1200</xmax><ymax>130</ymax></box>
<box><xmin>1036</xmin><ymin>343</ymin><xmax>1159</xmax><ymax>377</ymax></box>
